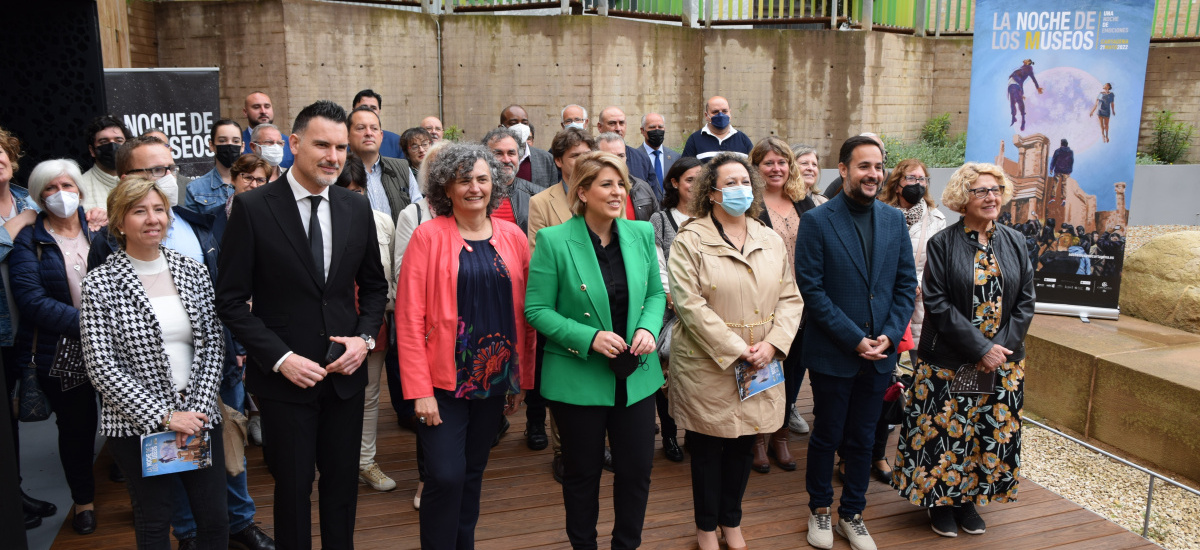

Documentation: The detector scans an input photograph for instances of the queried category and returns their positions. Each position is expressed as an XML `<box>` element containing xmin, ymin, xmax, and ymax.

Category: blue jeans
<box><xmin>172</xmin><ymin>381</ymin><xmax>256</xmax><ymax>539</ymax></box>
<box><xmin>806</xmin><ymin>366</ymin><xmax>890</xmax><ymax>518</ymax></box>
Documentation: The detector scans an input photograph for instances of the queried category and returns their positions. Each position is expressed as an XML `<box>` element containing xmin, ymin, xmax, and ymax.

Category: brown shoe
<box><xmin>752</xmin><ymin>434</ymin><xmax>770</xmax><ymax>473</ymax></box>
<box><xmin>768</xmin><ymin>427</ymin><xmax>796</xmax><ymax>471</ymax></box>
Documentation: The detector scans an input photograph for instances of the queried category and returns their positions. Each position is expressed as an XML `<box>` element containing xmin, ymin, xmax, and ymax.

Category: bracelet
<box><xmin>163</xmin><ymin>409</ymin><xmax>173</xmax><ymax>430</ymax></box>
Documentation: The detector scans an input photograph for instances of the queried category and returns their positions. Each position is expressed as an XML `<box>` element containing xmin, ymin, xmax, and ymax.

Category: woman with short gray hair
<box><xmin>396</xmin><ymin>143</ymin><xmax>535</xmax><ymax>550</ymax></box>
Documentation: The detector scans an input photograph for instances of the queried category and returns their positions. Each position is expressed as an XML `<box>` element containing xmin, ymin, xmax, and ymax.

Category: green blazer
<box><xmin>525</xmin><ymin>216</ymin><xmax>666</xmax><ymax>407</ymax></box>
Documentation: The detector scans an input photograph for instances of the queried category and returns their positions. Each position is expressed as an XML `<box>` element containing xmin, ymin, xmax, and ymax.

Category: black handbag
<box><xmin>18</xmin><ymin>331</ymin><xmax>51</xmax><ymax>422</ymax></box>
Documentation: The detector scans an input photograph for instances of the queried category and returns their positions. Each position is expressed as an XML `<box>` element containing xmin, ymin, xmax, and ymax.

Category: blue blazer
<box><xmin>794</xmin><ymin>193</ymin><xmax>917</xmax><ymax>376</ymax></box>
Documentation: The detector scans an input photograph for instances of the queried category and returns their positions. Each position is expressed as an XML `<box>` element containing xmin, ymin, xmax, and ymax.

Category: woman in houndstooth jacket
<box><xmin>80</xmin><ymin>177</ymin><xmax>228</xmax><ymax>549</ymax></box>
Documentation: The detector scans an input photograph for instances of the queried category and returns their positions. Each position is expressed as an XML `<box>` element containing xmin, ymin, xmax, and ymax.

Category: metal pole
<box><xmin>1142</xmin><ymin>475</ymin><xmax>1155</xmax><ymax>537</ymax></box>
<box><xmin>934</xmin><ymin>0</ymin><xmax>942</xmax><ymax>37</ymax></box>
<box><xmin>681</xmin><ymin>0</ymin><xmax>699</xmax><ymax>27</ymax></box>
<box><xmin>704</xmin><ymin>0</ymin><xmax>713</xmax><ymax>28</ymax></box>
<box><xmin>862</xmin><ymin>0</ymin><xmax>873</xmax><ymax>31</ymax></box>
<box><xmin>913</xmin><ymin>0</ymin><xmax>927</xmax><ymax>37</ymax></box>
<box><xmin>831</xmin><ymin>0</ymin><xmax>837</xmax><ymax>29</ymax></box>
<box><xmin>561</xmin><ymin>0</ymin><xmax>572</xmax><ymax>15</ymax></box>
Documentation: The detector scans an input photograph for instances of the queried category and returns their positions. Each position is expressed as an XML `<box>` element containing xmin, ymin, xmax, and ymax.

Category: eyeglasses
<box><xmin>126</xmin><ymin>165</ymin><xmax>180</xmax><ymax>178</ymax></box>
<box><xmin>967</xmin><ymin>186</ymin><xmax>1004</xmax><ymax>199</ymax></box>
<box><xmin>410</xmin><ymin>142</ymin><xmax>433</xmax><ymax>152</ymax></box>
<box><xmin>904</xmin><ymin>175</ymin><xmax>930</xmax><ymax>184</ymax></box>
<box><xmin>237</xmin><ymin>172</ymin><xmax>268</xmax><ymax>185</ymax></box>
<box><xmin>563</xmin><ymin>117</ymin><xmax>587</xmax><ymax>124</ymax></box>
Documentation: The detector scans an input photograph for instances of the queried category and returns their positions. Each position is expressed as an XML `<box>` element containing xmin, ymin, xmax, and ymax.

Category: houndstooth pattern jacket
<box><xmin>80</xmin><ymin>247</ymin><xmax>225</xmax><ymax>438</ymax></box>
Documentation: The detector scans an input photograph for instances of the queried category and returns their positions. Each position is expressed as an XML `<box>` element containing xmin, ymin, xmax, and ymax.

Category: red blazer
<box><xmin>396</xmin><ymin>214</ymin><xmax>536</xmax><ymax>399</ymax></box>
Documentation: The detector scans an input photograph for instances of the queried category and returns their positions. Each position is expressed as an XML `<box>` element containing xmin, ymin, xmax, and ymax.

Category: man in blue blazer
<box><xmin>638</xmin><ymin>112</ymin><xmax>679</xmax><ymax>200</ymax></box>
<box><xmin>795</xmin><ymin>135</ymin><xmax>916</xmax><ymax>550</ymax></box>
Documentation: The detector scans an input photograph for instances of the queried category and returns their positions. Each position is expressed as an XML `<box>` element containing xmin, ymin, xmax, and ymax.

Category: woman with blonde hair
<box><xmin>891</xmin><ymin>162</ymin><xmax>1035</xmax><ymax>538</ymax></box>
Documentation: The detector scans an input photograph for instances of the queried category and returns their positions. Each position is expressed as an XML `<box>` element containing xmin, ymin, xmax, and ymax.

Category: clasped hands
<box><xmin>855</xmin><ymin>335</ymin><xmax>892</xmax><ymax>361</ymax></box>
<box><xmin>591</xmin><ymin>328</ymin><xmax>656</xmax><ymax>359</ymax></box>
<box><xmin>279</xmin><ymin>335</ymin><xmax>369</xmax><ymax>388</ymax></box>
<box><xmin>739</xmin><ymin>342</ymin><xmax>778</xmax><ymax>372</ymax></box>
<box><xmin>975</xmin><ymin>344</ymin><xmax>1013</xmax><ymax>373</ymax></box>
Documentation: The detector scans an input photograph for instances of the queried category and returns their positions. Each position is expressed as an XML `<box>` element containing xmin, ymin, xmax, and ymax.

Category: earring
<box><xmin>119</xmin><ymin>230</ymin><xmax>125</xmax><ymax>235</ymax></box>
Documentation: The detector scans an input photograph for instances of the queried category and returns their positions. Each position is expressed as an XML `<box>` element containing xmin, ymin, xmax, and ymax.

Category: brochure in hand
<box><xmin>734</xmin><ymin>359</ymin><xmax>784</xmax><ymax>401</ymax></box>
<box><xmin>141</xmin><ymin>428</ymin><xmax>213</xmax><ymax>477</ymax></box>
<box><xmin>948</xmin><ymin>364</ymin><xmax>997</xmax><ymax>395</ymax></box>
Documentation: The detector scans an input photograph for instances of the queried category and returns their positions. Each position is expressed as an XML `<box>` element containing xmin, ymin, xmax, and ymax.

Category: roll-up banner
<box><xmin>965</xmin><ymin>1</ymin><xmax>1154</xmax><ymax>320</ymax></box>
<box><xmin>105</xmin><ymin>68</ymin><xmax>221</xmax><ymax>179</ymax></box>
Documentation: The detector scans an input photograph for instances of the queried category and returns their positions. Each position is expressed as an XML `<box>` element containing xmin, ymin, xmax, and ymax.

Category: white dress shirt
<box><xmin>274</xmin><ymin>171</ymin><xmax>334</xmax><ymax>372</ymax></box>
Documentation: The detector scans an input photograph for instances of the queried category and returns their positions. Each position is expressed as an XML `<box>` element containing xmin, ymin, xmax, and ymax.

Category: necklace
<box><xmin>47</xmin><ymin>225</ymin><xmax>90</xmax><ymax>278</ymax></box>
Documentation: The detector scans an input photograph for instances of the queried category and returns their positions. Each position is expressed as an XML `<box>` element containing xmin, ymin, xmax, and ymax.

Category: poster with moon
<box><xmin>965</xmin><ymin>0</ymin><xmax>1154</xmax><ymax>317</ymax></box>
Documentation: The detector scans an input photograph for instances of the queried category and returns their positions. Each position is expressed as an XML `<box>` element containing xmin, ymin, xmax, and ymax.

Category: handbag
<box><xmin>18</xmin><ymin>331</ymin><xmax>51</xmax><ymax>422</ymax></box>
<box><xmin>896</xmin><ymin>323</ymin><xmax>915</xmax><ymax>354</ymax></box>
<box><xmin>220</xmin><ymin>397</ymin><xmax>248</xmax><ymax>476</ymax></box>
<box><xmin>48</xmin><ymin>336</ymin><xmax>88</xmax><ymax>392</ymax></box>
<box><xmin>656</xmin><ymin>315</ymin><xmax>676</xmax><ymax>361</ymax></box>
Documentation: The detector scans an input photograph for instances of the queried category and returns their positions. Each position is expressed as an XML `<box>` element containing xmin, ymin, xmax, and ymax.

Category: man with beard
<box><xmin>216</xmin><ymin>100</ymin><xmax>388</xmax><ymax>550</ymax></box>
<box><xmin>482</xmin><ymin>127</ymin><xmax>539</xmax><ymax>233</ymax></box>
<box><xmin>240</xmin><ymin>92</ymin><xmax>294</xmax><ymax>169</ymax></box>
<box><xmin>184</xmin><ymin>119</ymin><xmax>244</xmax><ymax>215</ymax></box>
<box><xmin>795</xmin><ymin>135</ymin><xmax>916</xmax><ymax>550</ymax></box>
<box><xmin>79</xmin><ymin>115</ymin><xmax>133</xmax><ymax>212</ymax></box>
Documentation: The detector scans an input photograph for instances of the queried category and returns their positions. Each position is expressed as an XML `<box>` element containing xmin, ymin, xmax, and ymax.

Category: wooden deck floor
<box><xmin>52</xmin><ymin>385</ymin><xmax>1158</xmax><ymax>549</ymax></box>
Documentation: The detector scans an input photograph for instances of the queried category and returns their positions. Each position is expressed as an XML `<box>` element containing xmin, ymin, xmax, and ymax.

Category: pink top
<box><xmin>395</xmin><ymin>215</ymin><xmax>536</xmax><ymax>399</ymax></box>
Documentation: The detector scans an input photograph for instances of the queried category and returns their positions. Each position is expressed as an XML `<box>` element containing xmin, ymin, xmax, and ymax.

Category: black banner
<box><xmin>105</xmin><ymin>69</ymin><xmax>221</xmax><ymax>178</ymax></box>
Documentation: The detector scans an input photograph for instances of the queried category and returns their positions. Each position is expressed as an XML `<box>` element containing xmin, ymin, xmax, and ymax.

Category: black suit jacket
<box><xmin>215</xmin><ymin>177</ymin><xmax>389</xmax><ymax>404</ymax></box>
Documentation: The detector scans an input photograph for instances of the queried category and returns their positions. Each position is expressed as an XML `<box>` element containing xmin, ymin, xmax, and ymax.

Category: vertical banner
<box><xmin>965</xmin><ymin>0</ymin><xmax>1154</xmax><ymax>319</ymax></box>
<box><xmin>105</xmin><ymin>68</ymin><xmax>220</xmax><ymax>178</ymax></box>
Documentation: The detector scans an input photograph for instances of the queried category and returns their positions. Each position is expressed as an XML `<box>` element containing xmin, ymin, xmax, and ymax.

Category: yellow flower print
<box><xmin>993</xmin><ymin>403</ymin><xmax>1011</xmax><ymax>423</ymax></box>
<box><xmin>911</xmin><ymin>433</ymin><xmax>926</xmax><ymax>450</ymax></box>
<box><xmin>943</xmin><ymin>469</ymin><xmax>962</xmax><ymax>486</ymax></box>
<box><xmin>914</xmin><ymin>384</ymin><xmax>929</xmax><ymax>401</ymax></box>
<box><xmin>939</xmin><ymin>451</ymin><xmax>957</xmax><ymax>466</ymax></box>
<box><xmin>946</xmin><ymin>420</ymin><xmax>965</xmax><ymax>439</ymax></box>
<box><xmin>936</xmin><ymin>496</ymin><xmax>955</xmax><ymax>507</ymax></box>
<box><xmin>982</xmin><ymin>452</ymin><xmax>1000</xmax><ymax>469</ymax></box>
<box><xmin>916</xmin><ymin>362</ymin><xmax>932</xmax><ymax>379</ymax></box>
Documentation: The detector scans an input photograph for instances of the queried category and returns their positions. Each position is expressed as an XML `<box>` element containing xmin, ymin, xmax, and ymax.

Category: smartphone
<box><xmin>325</xmin><ymin>341</ymin><xmax>347</xmax><ymax>364</ymax></box>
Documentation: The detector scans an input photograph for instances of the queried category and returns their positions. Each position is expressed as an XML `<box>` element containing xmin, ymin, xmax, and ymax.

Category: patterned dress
<box><xmin>453</xmin><ymin>239</ymin><xmax>520</xmax><ymax>399</ymax></box>
<box><xmin>892</xmin><ymin>225</ymin><xmax>1024</xmax><ymax>507</ymax></box>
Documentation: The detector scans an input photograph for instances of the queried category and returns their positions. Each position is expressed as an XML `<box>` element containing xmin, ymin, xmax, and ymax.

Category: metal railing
<box><xmin>1021</xmin><ymin>415</ymin><xmax>1200</xmax><ymax>539</ymax></box>
<box><xmin>366</xmin><ymin>0</ymin><xmax>1200</xmax><ymax>39</ymax></box>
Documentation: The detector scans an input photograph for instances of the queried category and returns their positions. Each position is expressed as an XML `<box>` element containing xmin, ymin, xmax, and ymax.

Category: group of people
<box><xmin>1</xmin><ymin>88</ymin><xmax>1036</xmax><ymax>550</ymax></box>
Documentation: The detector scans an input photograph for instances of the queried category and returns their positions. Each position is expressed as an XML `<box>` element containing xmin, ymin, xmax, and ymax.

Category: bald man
<box><xmin>681</xmin><ymin>95</ymin><xmax>753</xmax><ymax>161</ymax></box>
<box><xmin>501</xmin><ymin>104</ymin><xmax>558</xmax><ymax>189</ymax></box>
<box><xmin>597</xmin><ymin>106</ymin><xmax>654</xmax><ymax>185</ymax></box>
<box><xmin>240</xmin><ymin>91</ymin><xmax>294</xmax><ymax>168</ymax></box>
<box><xmin>420</xmin><ymin>116</ymin><xmax>444</xmax><ymax>142</ymax></box>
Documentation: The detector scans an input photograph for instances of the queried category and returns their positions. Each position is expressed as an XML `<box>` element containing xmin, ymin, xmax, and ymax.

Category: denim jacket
<box><xmin>0</xmin><ymin>185</ymin><xmax>39</xmax><ymax>346</ymax></box>
<box><xmin>184</xmin><ymin>168</ymin><xmax>234</xmax><ymax>216</ymax></box>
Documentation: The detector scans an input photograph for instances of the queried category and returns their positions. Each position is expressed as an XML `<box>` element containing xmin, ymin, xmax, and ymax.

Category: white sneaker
<box><xmin>246</xmin><ymin>415</ymin><xmax>263</xmax><ymax>446</ymax></box>
<box><xmin>788</xmin><ymin>408</ymin><xmax>811</xmax><ymax>434</ymax></box>
<box><xmin>358</xmin><ymin>462</ymin><xmax>397</xmax><ymax>491</ymax></box>
<box><xmin>836</xmin><ymin>514</ymin><xmax>878</xmax><ymax>550</ymax></box>
<box><xmin>413</xmin><ymin>481</ymin><xmax>424</xmax><ymax>510</ymax></box>
<box><xmin>807</xmin><ymin>508</ymin><xmax>833</xmax><ymax>549</ymax></box>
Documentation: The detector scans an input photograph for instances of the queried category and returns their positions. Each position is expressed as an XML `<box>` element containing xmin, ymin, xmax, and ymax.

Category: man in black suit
<box><xmin>216</xmin><ymin>100</ymin><xmax>389</xmax><ymax>550</ymax></box>
<box><xmin>638</xmin><ymin>112</ymin><xmax>680</xmax><ymax>199</ymax></box>
<box><xmin>597</xmin><ymin>106</ymin><xmax>654</xmax><ymax>184</ymax></box>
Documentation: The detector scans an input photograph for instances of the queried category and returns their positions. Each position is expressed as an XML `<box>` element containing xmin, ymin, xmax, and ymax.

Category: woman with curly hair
<box><xmin>891</xmin><ymin>162</ymin><xmax>1035</xmax><ymax>538</ymax></box>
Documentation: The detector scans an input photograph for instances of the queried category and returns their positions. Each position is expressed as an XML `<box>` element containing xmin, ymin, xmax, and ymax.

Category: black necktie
<box><xmin>308</xmin><ymin>195</ymin><xmax>324</xmax><ymax>279</ymax></box>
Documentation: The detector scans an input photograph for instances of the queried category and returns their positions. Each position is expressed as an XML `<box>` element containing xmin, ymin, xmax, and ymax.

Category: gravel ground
<box><xmin>1125</xmin><ymin>225</ymin><xmax>1197</xmax><ymax>253</ymax></box>
<box><xmin>1021</xmin><ymin>422</ymin><xmax>1200</xmax><ymax>549</ymax></box>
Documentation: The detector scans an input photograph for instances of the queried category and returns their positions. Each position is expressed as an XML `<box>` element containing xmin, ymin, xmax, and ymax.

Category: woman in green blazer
<box><xmin>525</xmin><ymin>151</ymin><xmax>666</xmax><ymax>550</ymax></box>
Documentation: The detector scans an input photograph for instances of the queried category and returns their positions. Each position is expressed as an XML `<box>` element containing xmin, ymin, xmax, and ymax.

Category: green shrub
<box><xmin>443</xmin><ymin>125</ymin><xmax>464</xmax><ymax>142</ymax></box>
<box><xmin>1143</xmin><ymin>110</ymin><xmax>1194</xmax><ymax>164</ymax></box>
<box><xmin>1135</xmin><ymin>152</ymin><xmax>1164</xmax><ymax>165</ymax></box>
<box><xmin>883</xmin><ymin>115</ymin><xmax>966</xmax><ymax>169</ymax></box>
<box><xmin>920</xmin><ymin>113</ymin><xmax>953</xmax><ymax>148</ymax></box>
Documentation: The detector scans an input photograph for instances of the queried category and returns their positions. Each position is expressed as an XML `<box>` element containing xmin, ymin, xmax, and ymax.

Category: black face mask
<box><xmin>901</xmin><ymin>184</ymin><xmax>926</xmax><ymax>206</ymax></box>
<box><xmin>94</xmin><ymin>142</ymin><xmax>120</xmax><ymax>170</ymax></box>
<box><xmin>215</xmin><ymin>144</ymin><xmax>242</xmax><ymax>169</ymax></box>
<box><xmin>645</xmin><ymin>129</ymin><xmax>666</xmax><ymax>149</ymax></box>
<box><xmin>609</xmin><ymin>348</ymin><xmax>644</xmax><ymax>380</ymax></box>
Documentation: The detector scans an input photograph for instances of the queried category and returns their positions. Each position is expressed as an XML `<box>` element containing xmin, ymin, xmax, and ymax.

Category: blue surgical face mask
<box><xmin>717</xmin><ymin>185</ymin><xmax>753</xmax><ymax>216</ymax></box>
<box><xmin>710</xmin><ymin>112</ymin><xmax>731</xmax><ymax>130</ymax></box>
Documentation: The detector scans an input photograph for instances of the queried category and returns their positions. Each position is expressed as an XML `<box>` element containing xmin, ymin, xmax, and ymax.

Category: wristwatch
<box><xmin>358</xmin><ymin>334</ymin><xmax>376</xmax><ymax>351</ymax></box>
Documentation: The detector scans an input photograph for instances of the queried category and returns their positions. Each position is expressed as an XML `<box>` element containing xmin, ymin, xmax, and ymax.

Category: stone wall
<box><xmin>144</xmin><ymin>0</ymin><xmax>1200</xmax><ymax>163</ymax></box>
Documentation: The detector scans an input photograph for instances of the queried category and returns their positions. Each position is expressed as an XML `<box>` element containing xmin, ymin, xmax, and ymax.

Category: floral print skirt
<box><xmin>891</xmin><ymin>358</ymin><xmax>1024</xmax><ymax>507</ymax></box>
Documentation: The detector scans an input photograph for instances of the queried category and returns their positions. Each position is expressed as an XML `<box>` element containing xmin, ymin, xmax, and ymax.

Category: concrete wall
<box><xmin>146</xmin><ymin>0</ymin><xmax>1200</xmax><ymax>164</ymax></box>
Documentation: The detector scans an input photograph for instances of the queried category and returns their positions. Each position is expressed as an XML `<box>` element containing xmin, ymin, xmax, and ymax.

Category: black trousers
<box><xmin>524</xmin><ymin>334</ymin><xmax>548</xmax><ymax>427</ymax></box>
<box><xmin>686</xmin><ymin>431</ymin><xmax>755</xmax><ymax>531</ymax></box>
<box><xmin>37</xmin><ymin>369</ymin><xmax>98</xmax><ymax>505</ymax></box>
<box><xmin>653</xmin><ymin>387</ymin><xmax>677</xmax><ymax>439</ymax></box>
<box><xmin>2</xmin><ymin>346</ymin><xmax>20</xmax><ymax>481</ymax></box>
<box><xmin>109</xmin><ymin>424</ymin><xmax>228</xmax><ymax>550</ymax></box>
<box><xmin>259</xmin><ymin>382</ymin><xmax>364</xmax><ymax>550</ymax></box>
<box><xmin>417</xmin><ymin>390</ymin><xmax>505</xmax><ymax>550</ymax></box>
<box><xmin>783</xmin><ymin>329</ymin><xmax>808</xmax><ymax>419</ymax></box>
<box><xmin>551</xmin><ymin>388</ymin><xmax>656</xmax><ymax>550</ymax></box>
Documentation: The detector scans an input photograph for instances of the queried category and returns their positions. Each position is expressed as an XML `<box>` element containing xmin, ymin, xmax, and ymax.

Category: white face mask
<box><xmin>156</xmin><ymin>174</ymin><xmax>179</xmax><ymax>207</ymax></box>
<box><xmin>257</xmin><ymin>143</ymin><xmax>285</xmax><ymax>166</ymax></box>
<box><xmin>44</xmin><ymin>190</ymin><xmax>80</xmax><ymax>219</ymax></box>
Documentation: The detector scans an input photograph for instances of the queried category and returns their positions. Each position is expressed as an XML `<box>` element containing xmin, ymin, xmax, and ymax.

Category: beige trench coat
<box><xmin>666</xmin><ymin>215</ymin><xmax>804</xmax><ymax>439</ymax></box>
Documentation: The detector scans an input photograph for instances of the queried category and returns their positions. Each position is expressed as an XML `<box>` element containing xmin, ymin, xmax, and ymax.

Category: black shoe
<box><xmin>525</xmin><ymin>422</ymin><xmax>548</xmax><ymax>451</ymax></box>
<box><xmin>177</xmin><ymin>537</ymin><xmax>198</xmax><ymax>550</ymax></box>
<box><xmin>109</xmin><ymin>462</ymin><xmax>125</xmax><ymax>483</ymax></box>
<box><xmin>663</xmin><ymin>437</ymin><xmax>684</xmax><ymax>462</ymax></box>
<box><xmin>492</xmin><ymin>417</ymin><xmax>510</xmax><ymax>448</ymax></box>
<box><xmin>24</xmin><ymin>512</ymin><xmax>41</xmax><ymax>530</ymax></box>
<box><xmin>22</xmin><ymin>490</ymin><xmax>56</xmax><ymax>518</ymax></box>
<box><xmin>835</xmin><ymin>460</ymin><xmax>846</xmax><ymax>484</ymax></box>
<box><xmin>229</xmin><ymin>523</ymin><xmax>276</xmax><ymax>550</ymax></box>
<box><xmin>929</xmin><ymin>506</ymin><xmax>958</xmax><ymax>537</ymax></box>
<box><xmin>871</xmin><ymin>459</ymin><xmax>894</xmax><ymax>484</ymax></box>
<box><xmin>71</xmin><ymin>509</ymin><xmax>96</xmax><ymax>535</ymax></box>
<box><xmin>953</xmin><ymin>503</ymin><xmax>986</xmax><ymax>535</ymax></box>
<box><xmin>602</xmin><ymin>447</ymin><xmax>614</xmax><ymax>472</ymax></box>
<box><xmin>552</xmin><ymin>454</ymin><xmax>564</xmax><ymax>484</ymax></box>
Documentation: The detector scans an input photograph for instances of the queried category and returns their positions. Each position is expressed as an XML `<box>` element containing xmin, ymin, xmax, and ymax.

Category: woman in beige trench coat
<box><xmin>667</xmin><ymin>153</ymin><xmax>804</xmax><ymax>550</ymax></box>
